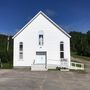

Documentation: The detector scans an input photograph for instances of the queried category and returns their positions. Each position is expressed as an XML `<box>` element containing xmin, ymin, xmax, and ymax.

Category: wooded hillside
<box><xmin>69</xmin><ymin>31</ymin><xmax>90</xmax><ymax>57</ymax></box>
<box><xmin>0</xmin><ymin>34</ymin><xmax>13</xmax><ymax>64</ymax></box>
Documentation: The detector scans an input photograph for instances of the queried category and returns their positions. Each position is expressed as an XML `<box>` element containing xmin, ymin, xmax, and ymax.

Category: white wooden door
<box><xmin>35</xmin><ymin>55</ymin><xmax>45</xmax><ymax>64</ymax></box>
<box><xmin>35</xmin><ymin>52</ymin><xmax>46</xmax><ymax>64</ymax></box>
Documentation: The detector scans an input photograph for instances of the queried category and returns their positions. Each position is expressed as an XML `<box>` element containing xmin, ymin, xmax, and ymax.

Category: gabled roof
<box><xmin>12</xmin><ymin>11</ymin><xmax>71</xmax><ymax>39</ymax></box>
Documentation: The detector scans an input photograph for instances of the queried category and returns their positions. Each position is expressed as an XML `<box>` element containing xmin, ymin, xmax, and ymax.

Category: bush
<box><xmin>0</xmin><ymin>51</ymin><xmax>13</xmax><ymax>63</ymax></box>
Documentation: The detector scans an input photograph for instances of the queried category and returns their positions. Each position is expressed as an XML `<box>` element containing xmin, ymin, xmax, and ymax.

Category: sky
<box><xmin>0</xmin><ymin>0</ymin><xmax>90</xmax><ymax>35</ymax></box>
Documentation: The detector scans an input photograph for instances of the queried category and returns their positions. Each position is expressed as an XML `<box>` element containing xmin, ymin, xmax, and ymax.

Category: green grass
<box><xmin>0</xmin><ymin>63</ymin><xmax>13</xmax><ymax>69</ymax></box>
<box><xmin>73</xmin><ymin>55</ymin><xmax>90</xmax><ymax>61</ymax></box>
<box><xmin>71</xmin><ymin>52</ymin><xmax>90</xmax><ymax>61</ymax></box>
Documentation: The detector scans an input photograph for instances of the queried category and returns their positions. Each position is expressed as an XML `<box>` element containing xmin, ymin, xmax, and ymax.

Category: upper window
<box><xmin>38</xmin><ymin>31</ymin><xmax>44</xmax><ymax>46</ymax></box>
<box><xmin>60</xmin><ymin>41</ymin><xmax>64</xmax><ymax>51</ymax></box>
<box><xmin>19</xmin><ymin>42</ymin><xmax>23</xmax><ymax>51</ymax></box>
<box><xmin>39</xmin><ymin>34</ymin><xmax>43</xmax><ymax>45</ymax></box>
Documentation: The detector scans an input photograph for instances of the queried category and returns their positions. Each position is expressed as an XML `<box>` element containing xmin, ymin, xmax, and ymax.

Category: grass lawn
<box><xmin>71</xmin><ymin>52</ymin><xmax>90</xmax><ymax>61</ymax></box>
<box><xmin>0</xmin><ymin>63</ymin><xmax>13</xmax><ymax>69</ymax></box>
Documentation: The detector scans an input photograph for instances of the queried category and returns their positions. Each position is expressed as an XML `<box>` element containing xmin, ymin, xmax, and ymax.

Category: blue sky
<box><xmin>0</xmin><ymin>0</ymin><xmax>90</xmax><ymax>35</ymax></box>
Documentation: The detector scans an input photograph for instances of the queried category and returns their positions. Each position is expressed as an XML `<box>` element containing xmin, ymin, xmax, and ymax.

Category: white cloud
<box><xmin>45</xmin><ymin>9</ymin><xmax>57</xmax><ymax>17</ymax></box>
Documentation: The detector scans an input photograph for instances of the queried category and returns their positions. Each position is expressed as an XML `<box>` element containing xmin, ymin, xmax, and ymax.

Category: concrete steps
<box><xmin>31</xmin><ymin>64</ymin><xmax>47</xmax><ymax>71</ymax></box>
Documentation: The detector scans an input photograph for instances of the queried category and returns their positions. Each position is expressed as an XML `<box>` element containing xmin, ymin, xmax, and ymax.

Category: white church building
<box><xmin>12</xmin><ymin>11</ymin><xmax>71</xmax><ymax>71</ymax></box>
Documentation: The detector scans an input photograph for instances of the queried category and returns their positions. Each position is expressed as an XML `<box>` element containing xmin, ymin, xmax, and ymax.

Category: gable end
<box><xmin>12</xmin><ymin>11</ymin><xmax>71</xmax><ymax>39</ymax></box>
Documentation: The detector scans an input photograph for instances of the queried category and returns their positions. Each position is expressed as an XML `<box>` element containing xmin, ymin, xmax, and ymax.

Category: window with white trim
<box><xmin>19</xmin><ymin>42</ymin><xmax>23</xmax><ymax>60</ymax></box>
<box><xmin>60</xmin><ymin>41</ymin><xmax>64</xmax><ymax>58</ymax></box>
<box><xmin>38</xmin><ymin>31</ymin><xmax>44</xmax><ymax>46</ymax></box>
<box><xmin>39</xmin><ymin>34</ymin><xmax>43</xmax><ymax>45</ymax></box>
<box><xmin>19</xmin><ymin>52</ymin><xmax>23</xmax><ymax>59</ymax></box>
<box><xmin>19</xmin><ymin>42</ymin><xmax>23</xmax><ymax>51</ymax></box>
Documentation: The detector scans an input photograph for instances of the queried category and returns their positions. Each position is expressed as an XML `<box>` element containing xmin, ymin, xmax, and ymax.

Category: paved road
<box><xmin>0</xmin><ymin>69</ymin><xmax>90</xmax><ymax>90</ymax></box>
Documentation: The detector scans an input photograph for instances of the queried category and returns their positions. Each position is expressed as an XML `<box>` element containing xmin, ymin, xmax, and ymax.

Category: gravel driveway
<box><xmin>0</xmin><ymin>69</ymin><xmax>90</xmax><ymax>90</ymax></box>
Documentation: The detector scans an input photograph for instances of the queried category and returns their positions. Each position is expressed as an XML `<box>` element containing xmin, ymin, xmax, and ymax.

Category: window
<box><xmin>60</xmin><ymin>52</ymin><xmax>64</xmax><ymax>58</ymax></box>
<box><xmin>19</xmin><ymin>42</ymin><xmax>23</xmax><ymax>51</ymax></box>
<box><xmin>19</xmin><ymin>42</ymin><xmax>23</xmax><ymax>60</ymax></box>
<box><xmin>60</xmin><ymin>42</ymin><xmax>64</xmax><ymax>51</ymax></box>
<box><xmin>39</xmin><ymin>34</ymin><xmax>43</xmax><ymax>45</ymax></box>
<box><xmin>60</xmin><ymin>41</ymin><xmax>64</xmax><ymax>58</ymax></box>
<box><xmin>19</xmin><ymin>52</ymin><xmax>23</xmax><ymax>59</ymax></box>
<box><xmin>38</xmin><ymin>31</ymin><xmax>44</xmax><ymax>46</ymax></box>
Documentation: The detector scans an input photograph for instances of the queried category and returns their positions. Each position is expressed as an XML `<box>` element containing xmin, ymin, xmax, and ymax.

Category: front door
<box><xmin>35</xmin><ymin>52</ymin><xmax>46</xmax><ymax>64</ymax></box>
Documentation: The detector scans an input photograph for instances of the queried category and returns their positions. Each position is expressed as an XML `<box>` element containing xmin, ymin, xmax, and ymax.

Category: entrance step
<box><xmin>60</xmin><ymin>69</ymin><xmax>69</xmax><ymax>71</ymax></box>
<box><xmin>31</xmin><ymin>64</ymin><xmax>47</xmax><ymax>71</ymax></box>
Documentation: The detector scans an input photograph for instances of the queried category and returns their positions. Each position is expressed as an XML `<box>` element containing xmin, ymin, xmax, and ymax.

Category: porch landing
<box><xmin>31</xmin><ymin>64</ymin><xmax>47</xmax><ymax>71</ymax></box>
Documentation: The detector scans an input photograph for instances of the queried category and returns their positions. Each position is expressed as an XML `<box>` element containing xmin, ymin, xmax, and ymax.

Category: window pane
<box><xmin>60</xmin><ymin>52</ymin><xmax>64</xmax><ymax>58</ymax></box>
<box><xmin>19</xmin><ymin>52</ymin><xmax>23</xmax><ymax>59</ymax></box>
<box><xmin>19</xmin><ymin>42</ymin><xmax>23</xmax><ymax>51</ymax></box>
<box><xmin>20</xmin><ymin>42</ymin><xmax>23</xmax><ymax>45</ymax></box>
<box><xmin>20</xmin><ymin>45</ymin><xmax>23</xmax><ymax>51</ymax></box>
<box><xmin>60</xmin><ymin>41</ymin><xmax>63</xmax><ymax>43</ymax></box>
<box><xmin>39</xmin><ymin>35</ymin><xmax>43</xmax><ymax>45</ymax></box>
<box><xmin>60</xmin><ymin>44</ymin><xmax>64</xmax><ymax>51</ymax></box>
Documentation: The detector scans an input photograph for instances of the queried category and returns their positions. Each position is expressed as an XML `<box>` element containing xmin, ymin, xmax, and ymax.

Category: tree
<box><xmin>69</xmin><ymin>31</ymin><xmax>90</xmax><ymax>57</ymax></box>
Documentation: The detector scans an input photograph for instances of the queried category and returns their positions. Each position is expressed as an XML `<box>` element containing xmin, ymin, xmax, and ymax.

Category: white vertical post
<box><xmin>7</xmin><ymin>36</ymin><xmax>10</xmax><ymax>52</ymax></box>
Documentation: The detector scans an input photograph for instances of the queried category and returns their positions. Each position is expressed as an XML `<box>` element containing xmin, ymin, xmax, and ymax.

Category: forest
<box><xmin>0</xmin><ymin>31</ymin><xmax>90</xmax><ymax>68</ymax></box>
<box><xmin>0</xmin><ymin>34</ymin><xmax>13</xmax><ymax>68</ymax></box>
<box><xmin>70</xmin><ymin>31</ymin><xmax>90</xmax><ymax>57</ymax></box>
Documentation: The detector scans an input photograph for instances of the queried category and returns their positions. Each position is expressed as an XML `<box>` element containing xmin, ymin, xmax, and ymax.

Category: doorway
<box><xmin>35</xmin><ymin>52</ymin><xmax>47</xmax><ymax>67</ymax></box>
